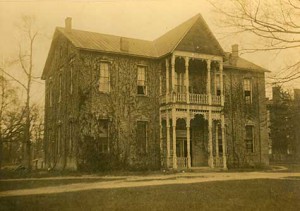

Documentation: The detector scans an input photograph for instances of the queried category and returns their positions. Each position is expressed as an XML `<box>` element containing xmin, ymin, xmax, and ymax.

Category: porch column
<box><xmin>172</xmin><ymin>107</ymin><xmax>177</xmax><ymax>169</ymax></box>
<box><xmin>207</xmin><ymin>60</ymin><xmax>212</xmax><ymax>105</ymax></box>
<box><xmin>215</xmin><ymin>123</ymin><xmax>219</xmax><ymax>166</ymax></box>
<box><xmin>220</xmin><ymin>62</ymin><xmax>224</xmax><ymax>106</ymax></box>
<box><xmin>186</xmin><ymin>113</ymin><xmax>191</xmax><ymax>168</ymax></box>
<box><xmin>207</xmin><ymin>59</ymin><xmax>213</xmax><ymax>168</ymax></box>
<box><xmin>166</xmin><ymin>110</ymin><xmax>170</xmax><ymax>168</ymax></box>
<box><xmin>221</xmin><ymin>114</ymin><xmax>227</xmax><ymax>169</ymax></box>
<box><xmin>185</xmin><ymin>57</ymin><xmax>190</xmax><ymax>104</ymax></box>
<box><xmin>166</xmin><ymin>58</ymin><xmax>169</xmax><ymax>95</ymax></box>
<box><xmin>208</xmin><ymin>111</ymin><xmax>214</xmax><ymax>168</ymax></box>
<box><xmin>171</xmin><ymin>55</ymin><xmax>176</xmax><ymax>92</ymax></box>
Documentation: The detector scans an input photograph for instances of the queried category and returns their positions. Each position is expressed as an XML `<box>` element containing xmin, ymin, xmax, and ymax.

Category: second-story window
<box><xmin>99</xmin><ymin>62</ymin><xmax>110</xmax><ymax>93</ymax></box>
<box><xmin>70</xmin><ymin>67</ymin><xmax>73</xmax><ymax>94</ymax></box>
<box><xmin>137</xmin><ymin>66</ymin><xmax>147</xmax><ymax>95</ymax></box>
<box><xmin>49</xmin><ymin>80</ymin><xmax>53</xmax><ymax>107</ymax></box>
<box><xmin>58</xmin><ymin>74</ymin><xmax>62</xmax><ymax>103</ymax></box>
<box><xmin>216</xmin><ymin>74</ymin><xmax>221</xmax><ymax>96</ymax></box>
<box><xmin>175</xmin><ymin>72</ymin><xmax>185</xmax><ymax>93</ymax></box>
<box><xmin>243</xmin><ymin>78</ymin><xmax>252</xmax><ymax>104</ymax></box>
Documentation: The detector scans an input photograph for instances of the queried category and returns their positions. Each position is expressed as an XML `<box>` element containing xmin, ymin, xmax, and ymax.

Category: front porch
<box><xmin>160</xmin><ymin>113</ymin><xmax>227</xmax><ymax>170</ymax></box>
<box><xmin>159</xmin><ymin>52</ymin><xmax>226</xmax><ymax>170</ymax></box>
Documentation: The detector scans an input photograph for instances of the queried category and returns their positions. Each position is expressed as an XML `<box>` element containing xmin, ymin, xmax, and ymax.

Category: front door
<box><xmin>176</xmin><ymin>138</ymin><xmax>187</xmax><ymax>168</ymax></box>
<box><xmin>191</xmin><ymin>129</ymin><xmax>208</xmax><ymax>167</ymax></box>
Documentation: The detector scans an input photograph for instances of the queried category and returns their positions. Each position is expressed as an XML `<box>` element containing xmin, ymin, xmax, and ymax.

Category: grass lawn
<box><xmin>0</xmin><ymin>179</ymin><xmax>299</xmax><ymax>211</ymax></box>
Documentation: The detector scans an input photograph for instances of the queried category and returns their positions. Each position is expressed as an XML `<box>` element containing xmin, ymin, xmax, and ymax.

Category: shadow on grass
<box><xmin>0</xmin><ymin>179</ymin><xmax>299</xmax><ymax>211</ymax></box>
<box><xmin>0</xmin><ymin>178</ymin><xmax>121</xmax><ymax>191</ymax></box>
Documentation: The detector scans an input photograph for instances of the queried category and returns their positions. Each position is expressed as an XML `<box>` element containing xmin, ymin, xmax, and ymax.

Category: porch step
<box><xmin>190</xmin><ymin>167</ymin><xmax>226</xmax><ymax>172</ymax></box>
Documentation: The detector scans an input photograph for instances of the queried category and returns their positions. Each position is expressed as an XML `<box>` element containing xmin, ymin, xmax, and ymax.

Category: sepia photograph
<box><xmin>0</xmin><ymin>0</ymin><xmax>300</xmax><ymax>210</ymax></box>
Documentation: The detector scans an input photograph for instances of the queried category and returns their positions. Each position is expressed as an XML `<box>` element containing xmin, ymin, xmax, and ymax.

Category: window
<box><xmin>245</xmin><ymin>125</ymin><xmax>254</xmax><ymax>153</ymax></box>
<box><xmin>98</xmin><ymin>119</ymin><xmax>109</xmax><ymax>153</ymax></box>
<box><xmin>58</xmin><ymin>74</ymin><xmax>62</xmax><ymax>103</ymax></box>
<box><xmin>49</xmin><ymin>82</ymin><xmax>53</xmax><ymax>107</ymax></box>
<box><xmin>243</xmin><ymin>78</ymin><xmax>252</xmax><ymax>104</ymax></box>
<box><xmin>137</xmin><ymin>121</ymin><xmax>147</xmax><ymax>153</ymax></box>
<box><xmin>70</xmin><ymin>67</ymin><xmax>73</xmax><ymax>94</ymax></box>
<box><xmin>217</xmin><ymin>124</ymin><xmax>223</xmax><ymax>154</ymax></box>
<box><xmin>216</xmin><ymin>74</ymin><xmax>221</xmax><ymax>96</ymax></box>
<box><xmin>137</xmin><ymin>66</ymin><xmax>147</xmax><ymax>95</ymax></box>
<box><xmin>99</xmin><ymin>63</ymin><xmax>110</xmax><ymax>93</ymax></box>
<box><xmin>60</xmin><ymin>47</ymin><xmax>63</xmax><ymax>58</ymax></box>
<box><xmin>57</xmin><ymin>126</ymin><xmax>61</xmax><ymax>154</ymax></box>
<box><xmin>69</xmin><ymin>123</ymin><xmax>73</xmax><ymax>154</ymax></box>
<box><xmin>175</xmin><ymin>72</ymin><xmax>185</xmax><ymax>93</ymax></box>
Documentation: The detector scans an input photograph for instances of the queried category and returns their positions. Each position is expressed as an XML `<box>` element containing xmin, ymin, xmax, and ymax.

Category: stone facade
<box><xmin>42</xmin><ymin>14</ymin><xmax>269</xmax><ymax>170</ymax></box>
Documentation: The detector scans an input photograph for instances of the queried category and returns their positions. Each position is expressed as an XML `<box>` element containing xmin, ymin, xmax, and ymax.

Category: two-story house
<box><xmin>42</xmin><ymin>14</ymin><xmax>269</xmax><ymax>170</ymax></box>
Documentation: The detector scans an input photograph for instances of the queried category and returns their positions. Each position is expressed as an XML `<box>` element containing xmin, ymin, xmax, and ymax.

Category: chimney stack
<box><xmin>294</xmin><ymin>89</ymin><xmax>300</xmax><ymax>104</ymax></box>
<box><xmin>232</xmin><ymin>44</ymin><xmax>239</xmax><ymax>58</ymax></box>
<box><xmin>65</xmin><ymin>17</ymin><xmax>72</xmax><ymax>33</ymax></box>
<box><xmin>120</xmin><ymin>37</ymin><xmax>129</xmax><ymax>52</ymax></box>
<box><xmin>230</xmin><ymin>44</ymin><xmax>239</xmax><ymax>65</ymax></box>
<box><xmin>272</xmin><ymin>86</ymin><xmax>281</xmax><ymax>103</ymax></box>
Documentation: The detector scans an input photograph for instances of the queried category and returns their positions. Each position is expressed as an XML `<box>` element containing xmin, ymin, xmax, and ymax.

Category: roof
<box><xmin>154</xmin><ymin>14</ymin><xmax>201</xmax><ymax>56</ymax></box>
<box><xmin>57</xmin><ymin>27</ymin><xmax>158</xmax><ymax>58</ymax></box>
<box><xmin>56</xmin><ymin>13</ymin><xmax>211</xmax><ymax>58</ymax></box>
<box><xmin>224</xmin><ymin>52</ymin><xmax>270</xmax><ymax>72</ymax></box>
<box><xmin>42</xmin><ymin>13</ymin><xmax>269</xmax><ymax>79</ymax></box>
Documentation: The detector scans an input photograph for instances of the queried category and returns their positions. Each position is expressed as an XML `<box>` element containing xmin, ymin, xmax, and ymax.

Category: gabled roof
<box><xmin>42</xmin><ymin>13</ymin><xmax>269</xmax><ymax>79</ymax></box>
<box><xmin>56</xmin><ymin>13</ymin><xmax>221</xmax><ymax>58</ymax></box>
<box><xmin>154</xmin><ymin>14</ymin><xmax>201</xmax><ymax>56</ymax></box>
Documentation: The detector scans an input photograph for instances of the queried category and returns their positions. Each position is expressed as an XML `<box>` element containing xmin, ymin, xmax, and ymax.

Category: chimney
<box><xmin>272</xmin><ymin>86</ymin><xmax>281</xmax><ymax>103</ymax></box>
<box><xmin>232</xmin><ymin>44</ymin><xmax>239</xmax><ymax>58</ymax></box>
<box><xmin>65</xmin><ymin>17</ymin><xmax>72</xmax><ymax>33</ymax></box>
<box><xmin>230</xmin><ymin>44</ymin><xmax>239</xmax><ymax>65</ymax></box>
<box><xmin>120</xmin><ymin>37</ymin><xmax>129</xmax><ymax>52</ymax></box>
<box><xmin>294</xmin><ymin>89</ymin><xmax>300</xmax><ymax>104</ymax></box>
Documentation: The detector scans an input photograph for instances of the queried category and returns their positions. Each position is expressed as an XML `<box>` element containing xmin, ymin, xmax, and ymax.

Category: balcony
<box><xmin>159</xmin><ymin>93</ymin><xmax>221</xmax><ymax>105</ymax></box>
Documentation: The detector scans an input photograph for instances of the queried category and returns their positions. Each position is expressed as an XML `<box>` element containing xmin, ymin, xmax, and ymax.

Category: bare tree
<box><xmin>0</xmin><ymin>75</ymin><xmax>25</xmax><ymax>169</ymax></box>
<box><xmin>209</xmin><ymin>0</ymin><xmax>300</xmax><ymax>83</ymax></box>
<box><xmin>0</xmin><ymin>15</ymin><xmax>39</xmax><ymax>170</ymax></box>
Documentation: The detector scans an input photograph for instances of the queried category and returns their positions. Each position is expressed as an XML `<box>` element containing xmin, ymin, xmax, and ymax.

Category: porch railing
<box><xmin>160</xmin><ymin>93</ymin><xmax>221</xmax><ymax>105</ymax></box>
<box><xmin>189</xmin><ymin>93</ymin><xmax>208</xmax><ymax>104</ymax></box>
<box><xmin>176</xmin><ymin>93</ymin><xmax>186</xmax><ymax>102</ymax></box>
<box><xmin>212</xmin><ymin>95</ymin><xmax>221</xmax><ymax>105</ymax></box>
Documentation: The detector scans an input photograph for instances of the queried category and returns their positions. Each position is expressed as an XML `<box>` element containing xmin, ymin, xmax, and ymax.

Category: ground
<box><xmin>0</xmin><ymin>165</ymin><xmax>300</xmax><ymax>210</ymax></box>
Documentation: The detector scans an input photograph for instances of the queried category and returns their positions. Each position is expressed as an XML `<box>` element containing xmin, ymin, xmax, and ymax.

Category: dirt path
<box><xmin>1</xmin><ymin>172</ymin><xmax>300</xmax><ymax>198</ymax></box>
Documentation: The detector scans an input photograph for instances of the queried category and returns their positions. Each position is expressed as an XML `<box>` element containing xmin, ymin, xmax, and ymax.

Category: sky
<box><xmin>0</xmin><ymin>0</ymin><xmax>299</xmax><ymax>106</ymax></box>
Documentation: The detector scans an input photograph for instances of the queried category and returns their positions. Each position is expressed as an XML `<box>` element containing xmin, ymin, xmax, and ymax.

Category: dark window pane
<box><xmin>137</xmin><ymin>86</ymin><xmax>146</xmax><ymax>95</ymax></box>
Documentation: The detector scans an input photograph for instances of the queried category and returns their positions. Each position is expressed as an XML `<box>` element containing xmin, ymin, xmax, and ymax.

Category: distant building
<box><xmin>42</xmin><ymin>14</ymin><xmax>269</xmax><ymax>170</ymax></box>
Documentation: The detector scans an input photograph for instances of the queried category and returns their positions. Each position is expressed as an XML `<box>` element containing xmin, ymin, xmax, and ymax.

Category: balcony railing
<box><xmin>189</xmin><ymin>93</ymin><xmax>208</xmax><ymax>104</ymax></box>
<box><xmin>160</xmin><ymin>93</ymin><xmax>222</xmax><ymax>106</ymax></box>
<box><xmin>212</xmin><ymin>95</ymin><xmax>221</xmax><ymax>105</ymax></box>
